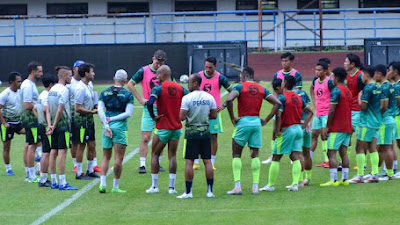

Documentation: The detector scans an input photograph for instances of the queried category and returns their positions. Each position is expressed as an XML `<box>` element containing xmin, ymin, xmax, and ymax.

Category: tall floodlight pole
<box><xmin>319</xmin><ymin>0</ymin><xmax>323</xmax><ymax>51</ymax></box>
<box><xmin>258</xmin><ymin>0</ymin><xmax>262</xmax><ymax>52</ymax></box>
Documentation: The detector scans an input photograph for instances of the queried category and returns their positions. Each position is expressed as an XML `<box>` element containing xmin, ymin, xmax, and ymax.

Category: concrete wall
<box><xmin>0</xmin><ymin>0</ymin><xmax>399</xmax><ymax>47</ymax></box>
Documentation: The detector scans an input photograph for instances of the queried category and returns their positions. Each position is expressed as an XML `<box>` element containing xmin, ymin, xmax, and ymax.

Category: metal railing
<box><xmin>0</xmin><ymin>8</ymin><xmax>399</xmax><ymax>48</ymax></box>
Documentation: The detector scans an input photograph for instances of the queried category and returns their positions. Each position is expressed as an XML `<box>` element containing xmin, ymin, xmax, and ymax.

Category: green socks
<box><xmin>268</xmin><ymin>161</ymin><xmax>280</xmax><ymax>186</ymax></box>
<box><xmin>299</xmin><ymin>170</ymin><xmax>304</xmax><ymax>183</ymax></box>
<box><xmin>322</xmin><ymin>140</ymin><xmax>329</xmax><ymax>162</ymax></box>
<box><xmin>251</xmin><ymin>157</ymin><xmax>261</xmax><ymax>184</ymax></box>
<box><xmin>370</xmin><ymin>152</ymin><xmax>379</xmax><ymax>175</ymax></box>
<box><xmin>232</xmin><ymin>158</ymin><xmax>242</xmax><ymax>182</ymax></box>
<box><xmin>356</xmin><ymin>153</ymin><xmax>366</xmax><ymax>176</ymax></box>
<box><xmin>292</xmin><ymin>160</ymin><xmax>302</xmax><ymax>186</ymax></box>
<box><xmin>387</xmin><ymin>169</ymin><xmax>394</xmax><ymax>177</ymax></box>
<box><xmin>305</xmin><ymin>170</ymin><xmax>312</xmax><ymax>180</ymax></box>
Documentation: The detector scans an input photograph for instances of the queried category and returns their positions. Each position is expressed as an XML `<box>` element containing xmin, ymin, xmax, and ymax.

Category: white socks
<box><xmin>40</xmin><ymin>173</ymin><xmax>47</xmax><ymax>183</ymax></box>
<box><xmin>235</xmin><ymin>181</ymin><xmax>241</xmax><ymax>189</ymax></box>
<box><xmin>169</xmin><ymin>173</ymin><xmax>176</xmax><ymax>189</ymax></box>
<box><xmin>100</xmin><ymin>175</ymin><xmax>106</xmax><ymax>187</ymax></box>
<box><xmin>93</xmin><ymin>157</ymin><xmax>98</xmax><ymax>167</ymax></box>
<box><xmin>25</xmin><ymin>167</ymin><xmax>29</xmax><ymax>178</ymax></box>
<box><xmin>51</xmin><ymin>174</ymin><xmax>58</xmax><ymax>185</ymax></box>
<box><xmin>211</xmin><ymin>155</ymin><xmax>216</xmax><ymax>165</ymax></box>
<box><xmin>151</xmin><ymin>174</ymin><xmax>159</xmax><ymax>188</ymax></box>
<box><xmin>59</xmin><ymin>174</ymin><xmax>66</xmax><ymax>186</ymax></box>
<box><xmin>87</xmin><ymin>160</ymin><xmax>94</xmax><ymax>173</ymax></box>
<box><xmin>194</xmin><ymin>159</ymin><xmax>200</xmax><ymax>165</ymax></box>
<box><xmin>72</xmin><ymin>158</ymin><xmax>77</xmax><ymax>167</ymax></box>
<box><xmin>5</xmin><ymin>164</ymin><xmax>11</xmax><ymax>171</ymax></box>
<box><xmin>77</xmin><ymin>163</ymin><xmax>83</xmax><ymax>175</ymax></box>
<box><xmin>113</xmin><ymin>178</ymin><xmax>119</xmax><ymax>189</ymax></box>
<box><xmin>394</xmin><ymin>160</ymin><xmax>398</xmax><ymax>171</ymax></box>
<box><xmin>29</xmin><ymin>167</ymin><xmax>35</xmax><ymax>179</ymax></box>
<box><xmin>330</xmin><ymin>168</ymin><xmax>337</xmax><ymax>182</ymax></box>
<box><xmin>140</xmin><ymin>157</ymin><xmax>146</xmax><ymax>167</ymax></box>
<box><xmin>310</xmin><ymin>151</ymin><xmax>314</xmax><ymax>158</ymax></box>
<box><xmin>342</xmin><ymin>168</ymin><xmax>349</xmax><ymax>181</ymax></box>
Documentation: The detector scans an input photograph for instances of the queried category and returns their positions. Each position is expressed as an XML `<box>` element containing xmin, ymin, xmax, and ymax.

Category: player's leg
<box><xmin>23</xmin><ymin>143</ymin><xmax>28</xmax><ymax>178</ymax></box>
<box><xmin>99</xmin><ymin>127</ymin><xmax>113</xmax><ymax>193</ymax></box>
<box><xmin>38</xmin><ymin>127</ymin><xmax>51</xmax><ymax>187</ymax></box>
<box><xmin>338</xmin><ymin>144</ymin><xmax>350</xmax><ymax>185</ymax></box>
<box><xmin>367</xmin><ymin>136</ymin><xmax>379</xmax><ymax>182</ymax></box>
<box><xmin>209</xmin><ymin>113</ymin><xmax>222</xmax><ymax>169</ymax></box>
<box><xmin>75</xmin><ymin>143</ymin><xmax>86</xmax><ymax>178</ymax></box>
<box><xmin>58</xmin><ymin>147</ymin><xmax>77</xmax><ymax>191</ymax></box>
<box><xmin>146</xmin><ymin>133</ymin><xmax>166</xmax><ymax>193</ymax></box>
<box><xmin>248</xmin><ymin>126</ymin><xmax>262</xmax><ymax>194</ymax></box>
<box><xmin>112</xmin><ymin>143</ymin><xmax>127</xmax><ymax>193</ymax></box>
<box><xmin>202</xmin><ymin>137</ymin><xmax>214</xmax><ymax>198</ymax></box>
<box><xmin>99</xmin><ymin>148</ymin><xmax>111</xmax><ymax>193</ymax></box>
<box><xmin>227</xmin><ymin>139</ymin><xmax>244</xmax><ymax>195</ymax></box>
<box><xmin>3</xmin><ymin>140</ymin><xmax>12</xmax><ymax>175</ymax></box>
<box><xmin>289</xmin><ymin>151</ymin><xmax>302</xmax><ymax>191</ymax></box>
<box><xmin>86</xmin><ymin>123</ymin><xmax>98</xmax><ymax>176</ymax></box>
<box><xmin>70</xmin><ymin>122</ymin><xmax>78</xmax><ymax>173</ymax></box>
<box><xmin>178</xmin><ymin>138</ymin><xmax>198</xmax><ymax>199</ymax></box>
<box><xmin>167</xmin><ymin>137</ymin><xmax>179</xmax><ymax>194</ymax></box>
<box><xmin>211</xmin><ymin>134</ymin><xmax>218</xmax><ymax>169</ymax></box>
<box><xmin>302</xmin><ymin>129</ymin><xmax>312</xmax><ymax>185</ymax></box>
<box><xmin>26</xmin><ymin>127</ymin><xmax>39</xmax><ymax>182</ymax></box>
<box><xmin>320</xmin><ymin>149</ymin><xmax>338</xmax><ymax>186</ymax></box>
<box><xmin>49</xmin><ymin>149</ymin><xmax>58</xmax><ymax>188</ymax></box>
<box><xmin>139</xmin><ymin>131</ymin><xmax>152</xmax><ymax>173</ymax></box>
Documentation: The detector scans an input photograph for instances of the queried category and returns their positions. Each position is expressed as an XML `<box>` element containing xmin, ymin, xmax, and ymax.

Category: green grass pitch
<box><xmin>1</xmin><ymin>81</ymin><xmax>399</xmax><ymax>225</ymax></box>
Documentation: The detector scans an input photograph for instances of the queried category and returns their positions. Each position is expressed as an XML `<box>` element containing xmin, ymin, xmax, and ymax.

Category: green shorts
<box><xmin>102</xmin><ymin>123</ymin><xmax>128</xmax><ymax>149</ymax></box>
<box><xmin>311</xmin><ymin>115</ymin><xmax>328</xmax><ymax>130</ymax></box>
<box><xmin>141</xmin><ymin>105</ymin><xmax>157</xmax><ymax>132</ymax></box>
<box><xmin>394</xmin><ymin>115</ymin><xmax>400</xmax><ymax>140</ymax></box>
<box><xmin>273</xmin><ymin>124</ymin><xmax>302</xmax><ymax>155</ymax></box>
<box><xmin>303</xmin><ymin>129</ymin><xmax>311</xmax><ymax>149</ymax></box>
<box><xmin>232</xmin><ymin>125</ymin><xmax>262</xmax><ymax>148</ymax></box>
<box><xmin>155</xmin><ymin>129</ymin><xmax>182</xmax><ymax>144</ymax></box>
<box><xmin>351</xmin><ymin>111</ymin><xmax>361</xmax><ymax>134</ymax></box>
<box><xmin>327</xmin><ymin>132</ymin><xmax>351</xmax><ymax>150</ymax></box>
<box><xmin>209</xmin><ymin>113</ymin><xmax>223</xmax><ymax>134</ymax></box>
<box><xmin>377</xmin><ymin>123</ymin><xmax>395</xmax><ymax>145</ymax></box>
<box><xmin>357</xmin><ymin>127</ymin><xmax>379</xmax><ymax>142</ymax></box>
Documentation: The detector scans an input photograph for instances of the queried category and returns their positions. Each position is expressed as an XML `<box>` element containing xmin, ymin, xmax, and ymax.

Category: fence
<box><xmin>0</xmin><ymin>8</ymin><xmax>399</xmax><ymax>48</ymax></box>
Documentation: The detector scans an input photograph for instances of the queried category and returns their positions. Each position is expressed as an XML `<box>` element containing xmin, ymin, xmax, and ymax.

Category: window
<box><xmin>0</xmin><ymin>4</ymin><xmax>27</xmax><ymax>16</ymax></box>
<box><xmin>236</xmin><ymin>0</ymin><xmax>278</xmax><ymax>15</ymax></box>
<box><xmin>47</xmin><ymin>3</ymin><xmax>88</xmax><ymax>15</ymax></box>
<box><xmin>175</xmin><ymin>1</ymin><xmax>217</xmax><ymax>12</ymax></box>
<box><xmin>297</xmin><ymin>0</ymin><xmax>339</xmax><ymax>14</ymax></box>
<box><xmin>107</xmin><ymin>2</ymin><xmax>149</xmax><ymax>14</ymax></box>
<box><xmin>359</xmin><ymin>0</ymin><xmax>400</xmax><ymax>13</ymax></box>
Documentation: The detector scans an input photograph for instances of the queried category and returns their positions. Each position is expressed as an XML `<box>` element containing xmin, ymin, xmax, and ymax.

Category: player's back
<box><xmin>329</xmin><ymin>84</ymin><xmax>352</xmax><ymax>133</ymax></box>
<box><xmin>360</xmin><ymin>83</ymin><xmax>382</xmax><ymax>129</ymax></box>
<box><xmin>280</xmin><ymin>91</ymin><xmax>303</xmax><ymax>128</ymax></box>
<box><xmin>156</xmin><ymin>81</ymin><xmax>185</xmax><ymax>130</ymax></box>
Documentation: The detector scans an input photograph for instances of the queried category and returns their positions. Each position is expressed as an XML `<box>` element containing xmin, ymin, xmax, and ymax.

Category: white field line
<box><xmin>30</xmin><ymin>141</ymin><xmax>151</xmax><ymax>225</ymax></box>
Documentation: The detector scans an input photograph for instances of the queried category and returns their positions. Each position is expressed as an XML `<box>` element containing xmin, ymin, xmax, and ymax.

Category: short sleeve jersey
<box><xmin>274</xmin><ymin>70</ymin><xmax>303</xmax><ymax>88</ymax></box>
<box><xmin>329</xmin><ymin>85</ymin><xmax>353</xmax><ymax>133</ymax></box>
<box><xmin>0</xmin><ymin>87</ymin><xmax>22</xmax><ymax>122</ymax></box>
<box><xmin>99</xmin><ymin>86</ymin><xmax>134</xmax><ymax>130</ymax></box>
<box><xmin>380</xmin><ymin>81</ymin><xmax>396</xmax><ymax>124</ymax></box>
<box><xmin>203</xmin><ymin>71</ymin><xmax>232</xmax><ymax>90</ymax></box>
<box><xmin>392</xmin><ymin>80</ymin><xmax>400</xmax><ymax>116</ymax></box>
<box><xmin>74</xmin><ymin>80</ymin><xmax>95</xmax><ymax>126</ymax></box>
<box><xmin>20</xmin><ymin>79</ymin><xmax>39</xmax><ymax>128</ymax></box>
<box><xmin>37</xmin><ymin>90</ymin><xmax>49</xmax><ymax>125</ymax></box>
<box><xmin>293</xmin><ymin>88</ymin><xmax>311</xmax><ymax>121</ymax></box>
<box><xmin>278</xmin><ymin>91</ymin><xmax>307</xmax><ymax>128</ymax></box>
<box><xmin>151</xmin><ymin>82</ymin><xmax>188</xmax><ymax>130</ymax></box>
<box><xmin>48</xmin><ymin>83</ymin><xmax>71</xmax><ymax>131</ymax></box>
<box><xmin>181</xmin><ymin>90</ymin><xmax>216</xmax><ymax>139</ymax></box>
<box><xmin>360</xmin><ymin>82</ymin><xmax>382</xmax><ymax>129</ymax></box>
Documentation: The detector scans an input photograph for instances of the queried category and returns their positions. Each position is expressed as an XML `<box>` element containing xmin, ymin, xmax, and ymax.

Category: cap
<box><xmin>73</xmin><ymin>60</ymin><xmax>85</xmax><ymax>68</ymax></box>
<box><xmin>115</xmin><ymin>69</ymin><xmax>128</xmax><ymax>82</ymax></box>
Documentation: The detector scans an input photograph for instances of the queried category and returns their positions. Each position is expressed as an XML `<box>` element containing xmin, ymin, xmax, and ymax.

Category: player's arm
<box><xmin>226</xmin><ymin>86</ymin><xmax>240</xmax><ymax>125</ymax></box>
<box><xmin>310</xmin><ymin>77</ymin><xmax>317</xmax><ymax>108</ymax></box>
<box><xmin>127</xmin><ymin>68</ymin><xmax>147</xmax><ymax>105</ymax></box>
<box><xmin>75</xmin><ymin>88</ymin><xmax>97</xmax><ymax>115</ymax></box>
<box><xmin>22</xmin><ymin>86</ymin><xmax>35</xmax><ymax>111</ymax></box>
<box><xmin>109</xmin><ymin>103</ymin><xmax>134</xmax><ymax>122</ymax></box>
<box><xmin>262</xmin><ymin>93</ymin><xmax>281</xmax><ymax>126</ymax></box>
<box><xmin>303</xmin><ymin>105</ymin><xmax>314</xmax><ymax>130</ymax></box>
<box><xmin>147</xmin><ymin>86</ymin><xmax>162</xmax><ymax>120</ymax></box>
<box><xmin>295</xmin><ymin>72</ymin><xmax>303</xmax><ymax>89</ymax></box>
<box><xmin>0</xmin><ymin>105</ymin><xmax>8</xmax><ymax>128</ymax></box>
<box><xmin>380</xmin><ymin>85</ymin><xmax>389</xmax><ymax>114</ymax></box>
<box><xmin>327</xmin><ymin>87</ymin><xmax>340</xmax><ymax>128</ymax></box>
<box><xmin>97</xmin><ymin>101</ymin><xmax>108</xmax><ymax>126</ymax></box>
<box><xmin>274</xmin><ymin>95</ymin><xmax>285</xmax><ymax>136</ymax></box>
<box><xmin>218</xmin><ymin>75</ymin><xmax>233</xmax><ymax>111</ymax></box>
<box><xmin>52</xmin><ymin>104</ymin><xmax>64</xmax><ymax>130</ymax></box>
<box><xmin>179</xmin><ymin>109</ymin><xmax>188</xmax><ymax>121</ymax></box>
<box><xmin>43</xmin><ymin>104</ymin><xmax>52</xmax><ymax>132</ymax></box>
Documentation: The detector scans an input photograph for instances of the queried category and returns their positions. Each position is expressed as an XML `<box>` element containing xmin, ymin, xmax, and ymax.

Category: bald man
<box><xmin>146</xmin><ymin>65</ymin><xmax>188</xmax><ymax>194</ymax></box>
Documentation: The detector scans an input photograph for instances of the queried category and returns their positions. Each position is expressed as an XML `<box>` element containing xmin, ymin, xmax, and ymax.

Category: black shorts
<box><xmin>38</xmin><ymin>124</ymin><xmax>51</xmax><ymax>153</ymax></box>
<box><xmin>25</xmin><ymin>126</ymin><xmax>42</xmax><ymax>145</ymax></box>
<box><xmin>50</xmin><ymin>128</ymin><xmax>70</xmax><ymax>150</ymax></box>
<box><xmin>1</xmin><ymin>122</ymin><xmax>23</xmax><ymax>142</ymax></box>
<box><xmin>71</xmin><ymin>123</ymin><xmax>95</xmax><ymax>144</ymax></box>
<box><xmin>185</xmin><ymin>138</ymin><xmax>211</xmax><ymax>160</ymax></box>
